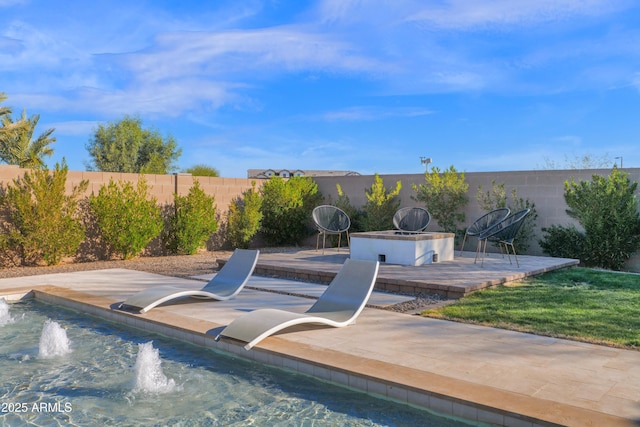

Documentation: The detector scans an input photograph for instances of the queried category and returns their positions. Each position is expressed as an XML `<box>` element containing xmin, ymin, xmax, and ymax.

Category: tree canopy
<box><xmin>0</xmin><ymin>93</ymin><xmax>55</xmax><ymax>168</ymax></box>
<box><xmin>540</xmin><ymin>153</ymin><xmax>613</xmax><ymax>170</ymax></box>
<box><xmin>86</xmin><ymin>115</ymin><xmax>181</xmax><ymax>174</ymax></box>
<box><xmin>412</xmin><ymin>165</ymin><xmax>468</xmax><ymax>234</ymax></box>
<box><xmin>185</xmin><ymin>164</ymin><xmax>220</xmax><ymax>177</ymax></box>
<box><xmin>0</xmin><ymin>93</ymin><xmax>9</xmax><ymax>121</ymax></box>
<box><xmin>362</xmin><ymin>173</ymin><xmax>402</xmax><ymax>231</ymax></box>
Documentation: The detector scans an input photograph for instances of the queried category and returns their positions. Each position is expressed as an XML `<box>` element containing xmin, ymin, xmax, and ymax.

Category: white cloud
<box><xmin>4</xmin><ymin>0</ymin><xmax>640</xmax><ymax>143</ymax></box>
<box><xmin>310</xmin><ymin>0</ymin><xmax>639</xmax><ymax>95</ymax></box>
<box><xmin>0</xmin><ymin>35</ymin><xmax>22</xmax><ymax>54</ymax></box>
<box><xmin>0</xmin><ymin>0</ymin><xmax>27</xmax><ymax>6</ymax></box>
<box><xmin>3</xmin><ymin>23</ymin><xmax>388</xmax><ymax>117</ymax></box>
<box><xmin>315</xmin><ymin>0</ymin><xmax>628</xmax><ymax>30</ymax></box>
<box><xmin>47</xmin><ymin>120</ymin><xmax>98</xmax><ymax>136</ymax></box>
<box><xmin>552</xmin><ymin>135</ymin><xmax>583</xmax><ymax>146</ymax></box>
<box><xmin>405</xmin><ymin>0</ymin><xmax>628</xmax><ymax>30</ymax></box>
<box><xmin>633</xmin><ymin>72</ymin><xmax>640</xmax><ymax>92</ymax></box>
<box><xmin>123</xmin><ymin>26</ymin><xmax>385</xmax><ymax>85</ymax></box>
<box><xmin>9</xmin><ymin>77</ymin><xmax>238</xmax><ymax>117</ymax></box>
<box><xmin>320</xmin><ymin>106</ymin><xmax>432</xmax><ymax>122</ymax></box>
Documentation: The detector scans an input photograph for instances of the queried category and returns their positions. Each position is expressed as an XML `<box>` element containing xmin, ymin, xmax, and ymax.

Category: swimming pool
<box><xmin>0</xmin><ymin>299</ymin><xmax>474</xmax><ymax>426</ymax></box>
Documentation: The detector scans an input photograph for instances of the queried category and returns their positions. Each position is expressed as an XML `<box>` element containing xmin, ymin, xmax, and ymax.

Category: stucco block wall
<box><xmin>312</xmin><ymin>169</ymin><xmax>640</xmax><ymax>261</ymax></box>
<box><xmin>3</xmin><ymin>166</ymin><xmax>638</xmax><ymax>234</ymax></box>
<box><xmin>0</xmin><ymin>166</ymin><xmax>262</xmax><ymax>219</ymax></box>
<box><xmin>2</xmin><ymin>165</ymin><xmax>639</xmax><ymax>269</ymax></box>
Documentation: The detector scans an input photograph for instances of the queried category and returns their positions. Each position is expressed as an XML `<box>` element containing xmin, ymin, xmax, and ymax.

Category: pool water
<box><xmin>0</xmin><ymin>299</ymin><xmax>474</xmax><ymax>426</ymax></box>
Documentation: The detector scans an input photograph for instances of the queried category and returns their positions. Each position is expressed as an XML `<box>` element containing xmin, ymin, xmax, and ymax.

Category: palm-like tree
<box><xmin>0</xmin><ymin>93</ymin><xmax>19</xmax><ymax>138</ymax></box>
<box><xmin>0</xmin><ymin>92</ymin><xmax>9</xmax><ymax>118</ymax></box>
<box><xmin>0</xmin><ymin>102</ymin><xmax>55</xmax><ymax>168</ymax></box>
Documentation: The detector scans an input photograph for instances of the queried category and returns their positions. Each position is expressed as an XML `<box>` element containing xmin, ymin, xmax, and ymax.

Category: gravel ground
<box><xmin>0</xmin><ymin>248</ymin><xmax>449</xmax><ymax>313</ymax></box>
<box><xmin>383</xmin><ymin>293</ymin><xmax>450</xmax><ymax>313</ymax></box>
<box><xmin>0</xmin><ymin>251</ymin><xmax>233</xmax><ymax>280</ymax></box>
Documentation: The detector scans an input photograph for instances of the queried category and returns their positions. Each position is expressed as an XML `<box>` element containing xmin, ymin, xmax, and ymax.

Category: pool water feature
<box><xmin>0</xmin><ymin>298</ymin><xmax>14</xmax><ymax>326</ymax></box>
<box><xmin>38</xmin><ymin>319</ymin><xmax>72</xmax><ymax>359</ymax></box>
<box><xmin>0</xmin><ymin>299</ymin><xmax>474</xmax><ymax>427</ymax></box>
<box><xmin>132</xmin><ymin>342</ymin><xmax>177</xmax><ymax>394</ymax></box>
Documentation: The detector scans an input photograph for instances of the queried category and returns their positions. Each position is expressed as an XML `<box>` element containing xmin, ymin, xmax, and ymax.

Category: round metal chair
<box><xmin>392</xmin><ymin>207</ymin><xmax>430</xmax><ymax>233</ymax></box>
<box><xmin>312</xmin><ymin>205</ymin><xmax>351</xmax><ymax>254</ymax></box>
<box><xmin>476</xmin><ymin>208</ymin><xmax>530</xmax><ymax>267</ymax></box>
<box><xmin>459</xmin><ymin>208</ymin><xmax>510</xmax><ymax>255</ymax></box>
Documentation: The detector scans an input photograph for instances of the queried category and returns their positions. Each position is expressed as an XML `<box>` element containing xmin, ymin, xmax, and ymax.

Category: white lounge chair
<box><xmin>215</xmin><ymin>258</ymin><xmax>379</xmax><ymax>350</ymax></box>
<box><xmin>117</xmin><ymin>249</ymin><xmax>259</xmax><ymax>313</ymax></box>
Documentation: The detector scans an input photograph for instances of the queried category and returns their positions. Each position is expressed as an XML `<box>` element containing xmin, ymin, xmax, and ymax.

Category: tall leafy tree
<box><xmin>86</xmin><ymin>115</ymin><xmax>181</xmax><ymax>174</ymax></box>
<box><xmin>185</xmin><ymin>164</ymin><xmax>220</xmax><ymax>177</ymax></box>
<box><xmin>0</xmin><ymin>93</ymin><xmax>10</xmax><ymax>122</ymax></box>
<box><xmin>0</xmin><ymin>93</ymin><xmax>12</xmax><ymax>144</ymax></box>
<box><xmin>0</xmin><ymin>94</ymin><xmax>54</xmax><ymax>168</ymax></box>
<box><xmin>260</xmin><ymin>176</ymin><xmax>322</xmax><ymax>245</ymax></box>
<box><xmin>412</xmin><ymin>165</ymin><xmax>468</xmax><ymax>234</ymax></box>
<box><xmin>0</xmin><ymin>93</ymin><xmax>19</xmax><ymax>137</ymax></box>
<box><xmin>362</xmin><ymin>173</ymin><xmax>402</xmax><ymax>231</ymax></box>
<box><xmin>540</xmin><ymin>167</ymin><xmax>640</xmax><ymax>270</ymax></box>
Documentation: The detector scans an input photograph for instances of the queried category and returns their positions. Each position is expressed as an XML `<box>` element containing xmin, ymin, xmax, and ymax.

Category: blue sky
<box><xmin>1</xmin><ymin>0</ymin><xmax>639</xmax><ymax>177</ymax></box>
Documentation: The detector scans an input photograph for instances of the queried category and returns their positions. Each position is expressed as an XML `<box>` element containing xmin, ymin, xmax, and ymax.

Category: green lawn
<box><xmin>421</xmin><ymin>267</ymin><xmax>640</xmax><ymax>349</ymax></box>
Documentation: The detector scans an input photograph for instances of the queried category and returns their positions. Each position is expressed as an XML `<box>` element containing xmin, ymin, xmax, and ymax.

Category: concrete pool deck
<box><xmin>0</xmin><ymin>250</ymin><xmax>638</xmax><ymax>426</ymax></box>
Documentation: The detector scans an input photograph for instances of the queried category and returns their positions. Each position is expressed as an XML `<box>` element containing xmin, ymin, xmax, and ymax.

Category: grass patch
<box><xmin>421</xmin><ymin>267</ymin><xmax>640</xmax><ymax>349</ymax></box>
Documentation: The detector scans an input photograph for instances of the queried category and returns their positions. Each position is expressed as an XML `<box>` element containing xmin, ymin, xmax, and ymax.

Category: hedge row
<box><xmin>0</xmin><ymin>166</ymin><xmax>322</xmax><ymax>266</ymax></box>
<box><xmin>0</xmin><ymin>163</ymin><xmax>218</xmax><ymax>265</ymax></box>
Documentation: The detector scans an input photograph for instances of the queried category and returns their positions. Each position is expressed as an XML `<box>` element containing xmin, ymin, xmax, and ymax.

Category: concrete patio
<box><xmin>247</xmin><ymin>248</ymin><xmax>580</xmax><ymax>299</ymax></box>
<box><xmin>0</xmin><ymin>249</ymin><xmax>638</xmax><ymax>427</ymax></box>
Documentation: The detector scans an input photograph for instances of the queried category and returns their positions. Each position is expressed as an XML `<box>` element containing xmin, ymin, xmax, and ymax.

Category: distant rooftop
<box><xmin>247</xmin><ymin>169</ymin><xmax>361</xmax><ymax>178</ymax></box>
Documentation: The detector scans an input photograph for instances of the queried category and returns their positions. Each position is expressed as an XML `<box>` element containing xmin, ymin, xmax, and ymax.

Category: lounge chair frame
<box><xmin>215</xmin><ymin>258</ymin><xmax>379</xmax><ymax>350</ymax></box>
<box><xmin>116</xmin><ymin>249</ymin><xmax>259</xmax><ymax>313</ymax></box>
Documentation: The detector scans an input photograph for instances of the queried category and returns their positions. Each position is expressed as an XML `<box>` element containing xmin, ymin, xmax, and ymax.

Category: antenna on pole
<box><xmin>420</xmin><ymin>157</ymin><xmax>432</xmax><ymax>170</ymax></box>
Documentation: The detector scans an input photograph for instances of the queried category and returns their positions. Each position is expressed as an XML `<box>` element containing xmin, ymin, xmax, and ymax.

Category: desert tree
<box><xmin>86</xmin><ymin>115</ymin><xmax>181</xmax><ymax>174</ymax></box>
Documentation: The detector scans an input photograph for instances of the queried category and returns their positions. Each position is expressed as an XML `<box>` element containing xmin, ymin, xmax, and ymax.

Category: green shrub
<box><xmin>476</xmin><ymin>180</ymin><xmax>538</xmax><ymax>253</ymax></box>
<box><xmin>89</xmin><ymin>178</ymin><xmax>163</xmax><ymax>259</ymax></box>
<box><xmin>476</xmin><ymin>179</ymin><xmax>507</xmax><ymax>211</ymax></box>
<box><xmin>185</xmin><ymin>164</ymin><xmax>219</xmax><ymax>177</ymax></box>
<box><xmin>541</xmin><ymin>168</ymin><xmax>640</xmax><ymax>270</ymax></box>
<box><xmin>539</xmin><ymin>224</ymin><xmax>585</xmax><ymax>260</ymax></box>
<box><xmin>164</xmin><ymin>180</ymin><xmax>218</xmax><ymax>255</ymax></box>
<box><xmin>260</xmin><ymin>176</ymin><xmax>322</xmax><ymax>245</ymax></box>
<box><xmin>361</xmin><ymin>174</ymin><xmax>401</xmax><ymax>231</ymax></box>
<box><xmin>509</xmin><ymin>192</ymin><xmax>538</xmax><ymax>253</ymax></box>
<box><xmin>412</xmin><ymin>165</ymin><xmax>468</xmax><ymax>234</ymax></box>
<box><xmin>0</xmin><ymin>162</ymin><xmax>88</xmax><ymax>265</ymax></box>
<box><xmin>227</xmin><ymin>182</ymin><xmax>263</xmax><ymax>249</ymax></box>
<box><xmin>334</xmin><ymin>183</ymin><xmax>364</xmax><ymax>232</ymax></box>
